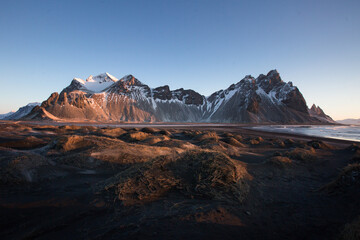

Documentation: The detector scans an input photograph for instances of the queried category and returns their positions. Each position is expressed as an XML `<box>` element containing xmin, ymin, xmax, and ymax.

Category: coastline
<box><xmin>0</xmin><ymin>120</ymin><xmax>355</xmax><ymax>146</ymax></box>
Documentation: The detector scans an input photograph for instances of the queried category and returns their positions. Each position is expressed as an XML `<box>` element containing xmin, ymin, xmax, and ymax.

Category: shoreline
<box><xmin>0</xmin><ymin>120</ymin><xmax>357</xmax><ymax>146</ymax></box>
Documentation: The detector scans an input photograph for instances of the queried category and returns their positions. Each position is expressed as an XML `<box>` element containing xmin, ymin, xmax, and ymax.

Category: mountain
<box><xmin>0</xmin><ymin>111</ymin><xmax>15</xmax><ymax>119</ymax></box>
<box><xmin>4</xmin><ymin>103</ymin><xmax>40</xmax><ymax>120</ymax></box>
<box><xmin>337</xmin><ymin>118</ymin><xmax>360</xmax><ymax>125</ymax></box>
<box><xmin>23</xmin><ymin>70</ymin><xmax>334</xmax><ymax>123</ymax></box>
<box><xmin>308</xmin><ymin>104</ymin><xmax>335</xmax><ymax>123</ymax></box>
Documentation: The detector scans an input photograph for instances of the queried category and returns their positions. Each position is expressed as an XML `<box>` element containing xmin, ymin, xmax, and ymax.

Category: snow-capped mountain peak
<box><xmin>86</xmin><ymin>73</ymin><xmax>118</xmax><ymax>83</ymax></box>
<box><xmin>72</xmin><ymin>73</ymin><xmax>119</xmax><ymax>93</ymax></box>
<box><xmin>26</xmin><ymin>102</ymin><xmax>41</xmax><ymax>107</ymax></box>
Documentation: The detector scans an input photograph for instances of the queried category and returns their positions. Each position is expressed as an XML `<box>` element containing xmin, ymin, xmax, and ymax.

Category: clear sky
<box><xmin>0</xmin><ymin>0</ymin><xmax>359</xmax><ymax>120</ymax></box>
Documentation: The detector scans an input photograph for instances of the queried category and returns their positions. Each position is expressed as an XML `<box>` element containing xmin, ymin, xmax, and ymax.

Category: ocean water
<box><xmin>249</xmin><ymin>125</ymin><xmax>360</xmax><ymax>142</ymax></box>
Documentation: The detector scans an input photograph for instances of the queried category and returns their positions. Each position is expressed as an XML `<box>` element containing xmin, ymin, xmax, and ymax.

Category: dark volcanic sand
<box><xmin>0</xmin><ymin>121</ymin><xmax>359</xmax><ymax>240</ymax></box>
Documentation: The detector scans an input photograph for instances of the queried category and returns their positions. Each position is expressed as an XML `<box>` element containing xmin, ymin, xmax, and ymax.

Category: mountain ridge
<box><xmin>20</xmin><ymin>70</ymin><xmax>334</xmax><ymax>123</ymax></box>
<box><xmin>1</xmin><ymin>103</ymin><xmax>40</xmax><ymax>120</ymax></box>
<box><xmin>337</xmin><ymin>118</ymin><xmax>360</xmax><ymax>125</ymax></box>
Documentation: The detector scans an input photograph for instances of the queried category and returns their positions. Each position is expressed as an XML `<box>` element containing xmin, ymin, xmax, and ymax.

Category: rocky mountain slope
<box><xmin>2</xmin><ymin>103</ymin><xmax>40</xmax><ymax>120</ymax></box>
<box><xmin>22</xmin><ymin>70</ymin><xmax>333</xmax><ymax>123</ymax></box>
<box><xmin>308</xmin><ymin>104</ymin><xmax>335</xmax><ymax>123</ymax></box>
<box><xmin>0</xmin><ymin>111</ymin><xmax>15</xmax><ymax>119</ymax></box>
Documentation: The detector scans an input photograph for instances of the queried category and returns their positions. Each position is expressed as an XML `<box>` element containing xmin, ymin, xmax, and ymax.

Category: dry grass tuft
<box><xmin>0</xmin><ymin>136</ymin><xmax>49</xmax><ymax>149</ymax></box>
<box><xmin>141</xmin><ymin>135</ymin><xmax>170</xmax><ymax>145</ymax></box>
<box><xmin>122</xmin><ymin>131</ymin><xmax>151</xmax><ymax>142</ymax></box>
<box><xmin>99</xmin><ymin>150</ymin><xmax>249</xmax><ymax>205</ymax></box>
<box><xmin>97</xmin><ymin>127</ymin><xmax>126</xmax><ymax>138</ymax></box>
<box><xmin>194</xmin><ymin>132</ymin><xmax>219</xmax><ymax>143</ymax></box>
<box><xmin>351</xmin><ymin>154</ymin><xmax>360</xmax><ymax>163</ymax></box>
<box><xmin>346</xmin><ymin>143</ymin><xmax>360</xmax><ymax>153</ymax></box>
<box><xmin>141</xmin><ymin>127</ymin><xmax>158</xmax><ymax>133</ymax></box>
<box><xmin>339</xmin><ymin>216</ymin><xmax>360</xmax><ymax>240</ymax></box>
<box><xmin>158</xmin><ymin>129</ymin><xmax>172</xmax><ymax>136</ymax></box>
<box><xmin>182</xmin><ymin>130</ymin><xmax>203</xmax><ymax>139</ymax></box>
<box><xmin>173</xmin><ymin>151</ymin><xmax>249</xmax><ymax>202</ymax></box>
<box><xmin>272</xmin><ymin>139</ymin><xmax>286</xmax><ymax>148</ymax></box>
<box><xmin>285</xmin><ymin>147</ymin><xmax>316</xmax><ymax>162</ymax></box>
<box><xmin>0</xmin><ymin>150</ymin><xmax>49</xmax><ymax>184</ymax></box>
<box><xmin>222</xmin><ymin>137</ymin><xmax>246</xmax><ymax>147</ymax></box>
<box><xmin>154</xmin><ymin>139</ymin><xmax>197</xmax><ymax>150</ymax></box>
<box><xmin>222</xmin><ymin>132</ymin><xmax>234</xmax><ymax>138</ymax></box>
<box><xmin>101</xmin><ymin>159</ymin><xmax>180</xmax><ymax>205</ymax></box>
<box><xmin>322</xmin><ymin>163</ymin><xmax>360</xmax><ymax>193</ymax></box>
<box><xmin>307</xmin><ymin>140</ymin><xmax>334</xmax><ymax>150</ymax></box>
<box><xmin>78</xmin><ymin>126</ymin><xmax>98</xmax><ymax>134</ymax></box>
<box><xmin>90</xmin><ymin>142</ymin><xmax>176</xmax><ymax>165</ymax></box>
<box><xmin>248</xmin><ymin>137</ymin><xmax>264</xmax><ymax>145</ymax></box>
<box><xmin>268</xmin><ymin>156</ymin><xmax>292</xmax><ymax>168</ymax></box>
<box><xmin>56</xmin><ymin>135</ymin><xmax>92</xmax><ymax>152</ymax></box>
<box><xmin>55</xmin><ymin>135</ymin><xmax>122</xmax><ymax>152</ymax></box>
<box><xmin>284</xmin><ymin>139</ymin><xmax>295</xmax><ymax>146</ymax></box>
<box><xmin>58</xmin><ymin>125</ymin><xmax>82</xmax><ymax>131</ymax></box>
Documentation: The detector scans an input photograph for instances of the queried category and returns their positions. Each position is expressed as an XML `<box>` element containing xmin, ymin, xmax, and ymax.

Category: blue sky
<box><xmin>0</xmin><ymin>0</ymin><xmax>359</xmax><ymax>120</ymax></box>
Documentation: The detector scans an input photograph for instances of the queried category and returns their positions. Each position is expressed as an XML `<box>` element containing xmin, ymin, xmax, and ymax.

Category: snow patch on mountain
<box><xmin>74</xmin><ymin>73</ymin><xmax>118</xmax><ymax>93</ymax></box>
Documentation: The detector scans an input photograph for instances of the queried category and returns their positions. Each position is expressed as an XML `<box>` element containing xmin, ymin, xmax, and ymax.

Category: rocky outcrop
<box><xmin>309</xmin><ymin>104</ymin><xmax>335</xmax><ymax>123</ymax></box>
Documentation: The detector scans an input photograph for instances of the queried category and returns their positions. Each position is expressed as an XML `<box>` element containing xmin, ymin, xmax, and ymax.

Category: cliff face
<box><xmin>23</xmin><ymin>70</ymin><xmax>333</xmax><ymax>123</ymax></box>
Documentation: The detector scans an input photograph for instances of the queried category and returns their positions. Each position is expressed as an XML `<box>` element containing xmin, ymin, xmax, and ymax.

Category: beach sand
<box><xmin>0</xmin><ymin>121</ymin><xmax>359</xmax><ymax>239</ymax></box>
